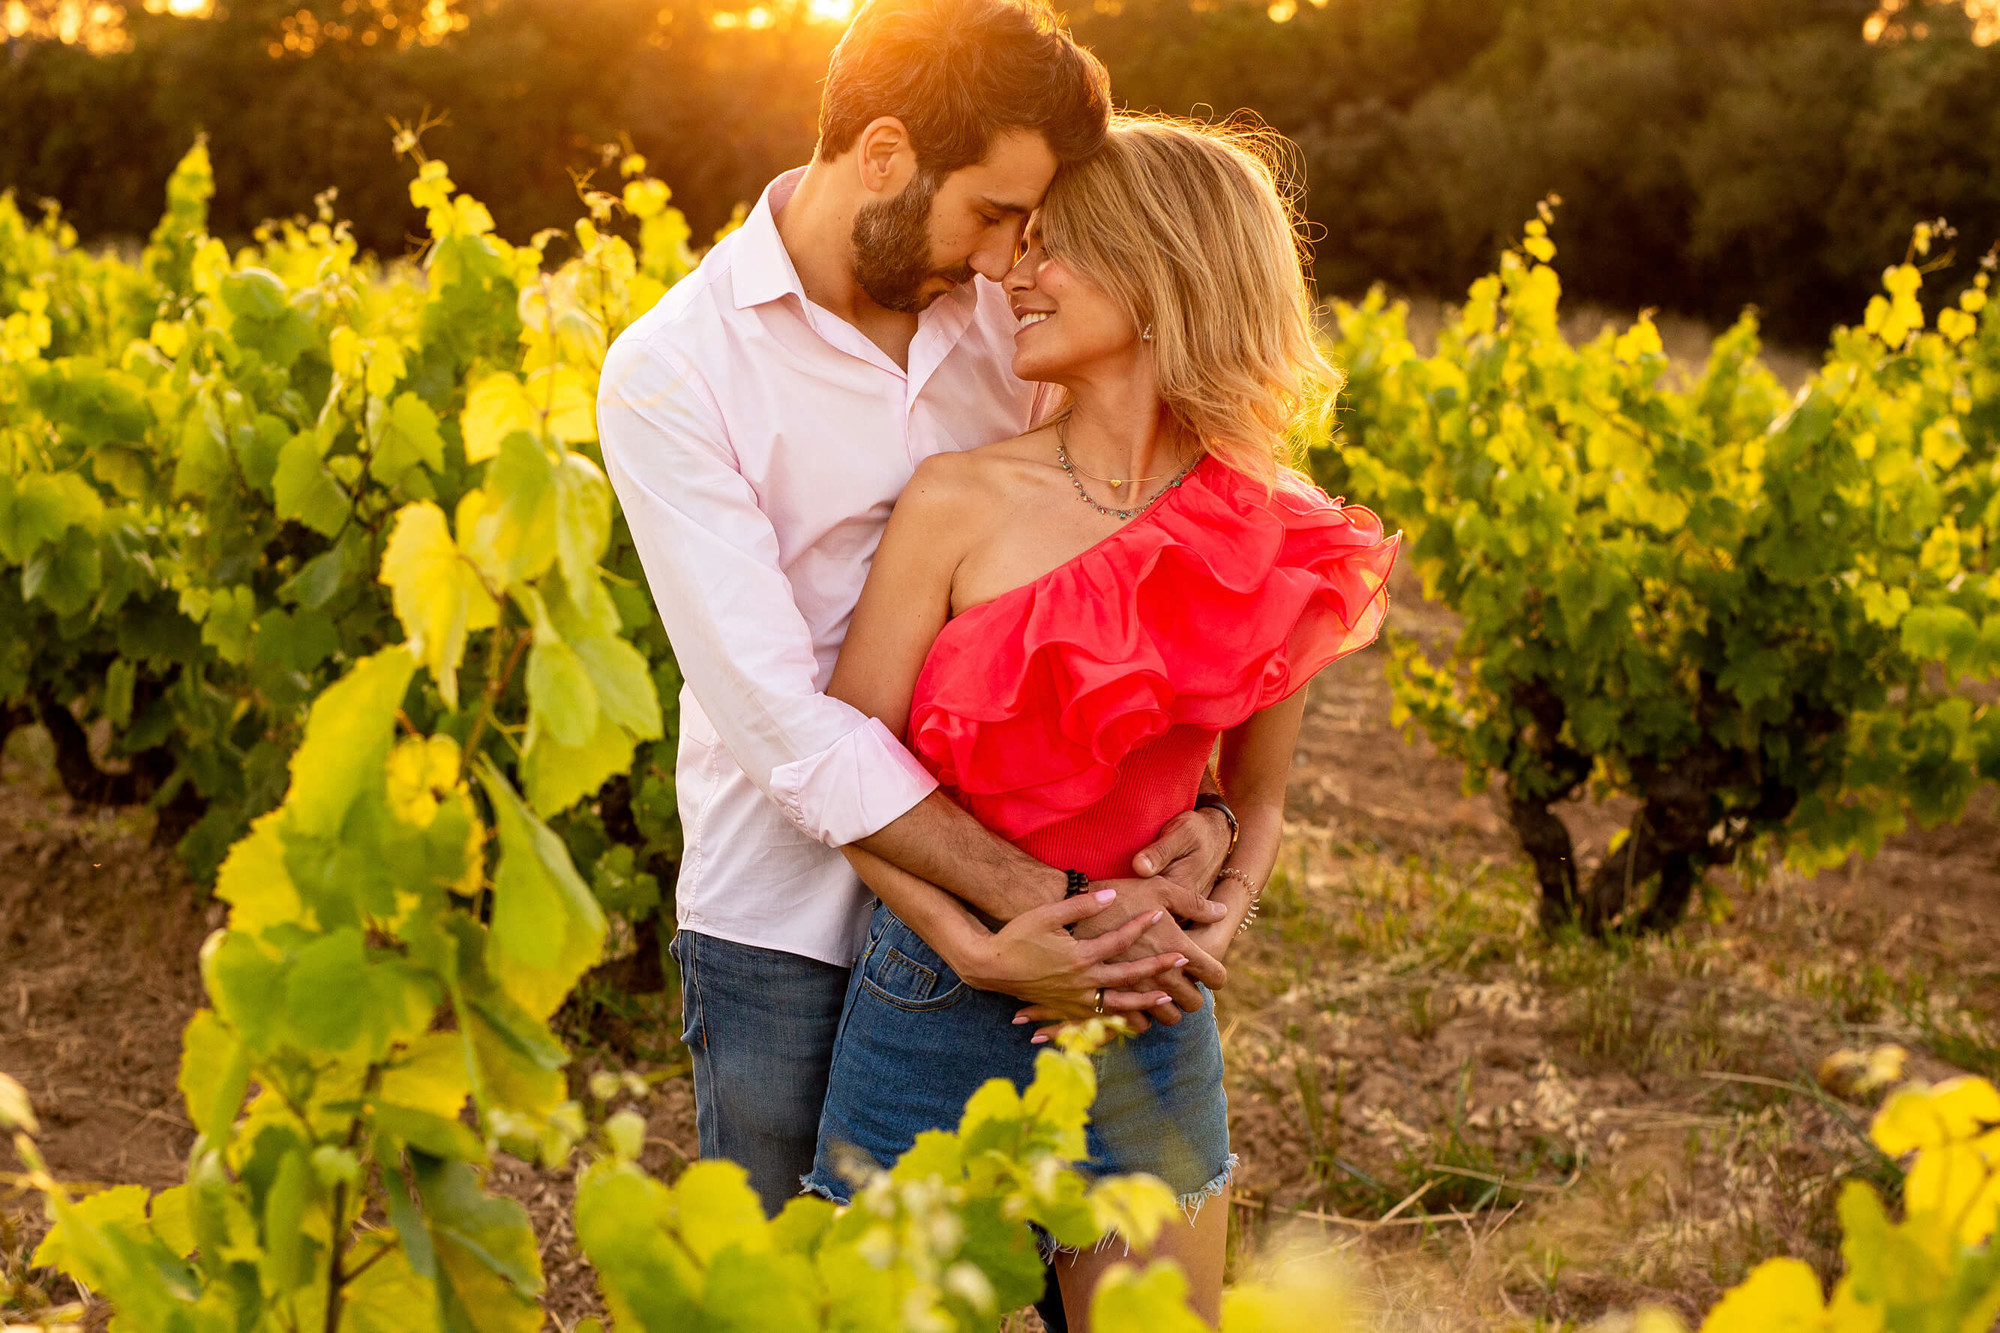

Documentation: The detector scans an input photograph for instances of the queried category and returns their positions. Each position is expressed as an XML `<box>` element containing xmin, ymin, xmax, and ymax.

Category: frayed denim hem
<box><xmin>799</xmin><ymin>1173</ymin><xmax>848</xmax><ymax>1206</ymax></box>
<box><xmin>1038</xmin><ymin>1153</ymin><xmax>1240</xmax><ymax>1261</ymax></box>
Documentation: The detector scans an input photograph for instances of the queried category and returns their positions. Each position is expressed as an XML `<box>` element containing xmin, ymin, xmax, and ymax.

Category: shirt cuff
<box><xmin>767</xmin><ymin>716</ymin><xmax>940</xmax><ymax>847</ymax></box>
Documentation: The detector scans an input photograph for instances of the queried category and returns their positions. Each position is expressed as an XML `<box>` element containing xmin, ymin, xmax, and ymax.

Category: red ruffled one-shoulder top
<box><xmin>907</xmin><ymin>456</ymin><xmax>1399</xmax><ymax>881</ymax></box>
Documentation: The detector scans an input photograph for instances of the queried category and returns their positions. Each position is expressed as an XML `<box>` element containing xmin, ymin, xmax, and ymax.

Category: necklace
<box><xmin>1056</xmin><ymin>419</ymin><xmax>1199</xmax><ymax>521</ymax></box>
<box><xmin>1063</xmin><ymin>456</ymin><xmax>1171</xmax><ymax>492</ymax></box>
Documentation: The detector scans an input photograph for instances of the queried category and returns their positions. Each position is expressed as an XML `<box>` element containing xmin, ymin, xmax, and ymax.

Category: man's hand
<box><xmin>1133</xmin><ymin>806</ymin><xmax>1234</xmax><ymax>891</ymax></box>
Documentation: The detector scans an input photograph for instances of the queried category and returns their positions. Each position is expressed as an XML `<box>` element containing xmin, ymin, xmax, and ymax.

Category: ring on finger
<box><xmin>1093</xmin><ymin>987</ymin><xmax>1106</xmax><ymax>1014</ymax></box>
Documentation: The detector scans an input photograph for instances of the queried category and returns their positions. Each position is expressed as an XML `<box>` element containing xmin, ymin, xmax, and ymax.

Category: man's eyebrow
<box><xmin>977</xmin><ymin>197</ymin><xmax>1035</xmax><ymax>216</ymax></box>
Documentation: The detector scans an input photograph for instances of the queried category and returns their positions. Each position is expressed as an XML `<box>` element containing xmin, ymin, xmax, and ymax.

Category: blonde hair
<box><xmin>1036</xmin><ymin>114</ymin><xmax>1338</xmax><ymax>485</ymax></box>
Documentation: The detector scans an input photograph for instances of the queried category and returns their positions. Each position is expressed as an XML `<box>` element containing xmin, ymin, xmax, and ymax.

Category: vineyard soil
<box><xmin>5</xmin><ymin>576</ymin><xmax>1999</xmax><ymax>1329</ymax></box>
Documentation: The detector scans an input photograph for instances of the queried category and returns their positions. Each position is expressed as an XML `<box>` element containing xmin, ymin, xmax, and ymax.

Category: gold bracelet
<box><xmin>1215</xmin><ymin>866</ymin><xmax>1261</xmax><ymax>895</ymax></box>
<box><xmin>1216</xmin><ymin>867</ymin><xmax>1263</xmax><ymax>937</ymax></box>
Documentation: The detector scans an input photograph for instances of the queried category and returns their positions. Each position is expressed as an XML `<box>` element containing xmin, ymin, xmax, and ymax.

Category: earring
<box><xmin>1141</xmin><ymin>324</ymin><xmax>1154</xmax><ymax>342</ymax></box>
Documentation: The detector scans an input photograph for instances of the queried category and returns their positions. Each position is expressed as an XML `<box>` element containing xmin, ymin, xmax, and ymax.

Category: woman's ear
<box><xmin>855</xmin><ymin>116</ymin><xmax>917</xmax><ymax>199</ymax></box>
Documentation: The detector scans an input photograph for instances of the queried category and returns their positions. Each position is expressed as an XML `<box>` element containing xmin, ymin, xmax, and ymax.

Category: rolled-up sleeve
<box><xmin>597</xmin><ymin>332</ymin><xmax>938</xmax><ymax>847</ymax></box>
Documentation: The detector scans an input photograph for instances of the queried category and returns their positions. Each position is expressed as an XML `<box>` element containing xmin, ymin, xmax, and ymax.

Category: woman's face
<box><xmin>1002</xmin><ymin>224</ymin><xmax>1142</xmax><ymax>385</ymax></box>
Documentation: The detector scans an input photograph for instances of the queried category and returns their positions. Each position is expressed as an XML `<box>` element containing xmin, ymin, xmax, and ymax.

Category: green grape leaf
<box><xmin>410</xmin><ymin>1153</ymin><xmax>545</xmax><ymax>1333</ymax></box>
<box><xmin>574</xmin><ymin>1161</ymin><xmax>701</xmax><ymax>1330</ymax></box>
<box><xmin>477</xmin><ymin>759</ymin><xmax>607</xmax><ymax>1018</ymax></box>
<box><xmin>1697</xmin><ymin>1256</ymin><xmax>1831</xmax><ymax>1332</ymax></box>
<box><xmin>554</xmin><ymin>451</ymin><xmax>612</xmax><ymax>604</ymax></box>
<box><xmin>103</xmin><ymin>658</ymin><xmax>136</xmax><ymax>729</ymax></box>
<box><xmin>571</xmin><ymin>630</ymin><xmax>664</xmax><ymax>739</ymax></box>
<box><xmin>379</xmin><ymin>502</ymin><xmax>499</xmax><ymax>707</ymax></box>
<box><xmin>21</xmin><ymin>525</ymin><xmax>102</xmax><ymax>616</ymax></box>
<box><xmin>274</xmin><ymin>431</ymin><xmax>351</xmax><ymax>537</ymax></box>
<box><xmin>32</xmin><ymin>1184</ymin><xmax>201</xmax><ymax>1316</ymax></box>
<box><xmin>0</xmin><ymin>472</ymin><xmax>97</xmax><ymax>562</ymax></box>
<box><xmin>522</xmin><ymin>709</ymin><xmax>634</xmax><ymax>818</ymax></box>
<box><xmin>281</xmin><ymin>927</ymin><xmax>369</xmax><ymax>1052</ymax></box>
<box><xmin>198</xmin><ymin>584</ymin><xmax>256</xmax><ymax>665</ymax></box>
<box><xmin>177</xmin><ymin>1009</ymin><xmax>250</xmax><ymax>1149</ymax></box>
<box><xmin>259</xmin><ymin>1146</ymin><xmax>319</xmax><ymax>1293</ymax></box>
<box><xmin>279</xmin><ymin>535</ymin><xmax>355</xmax><ymax>611</ymax></box>
<box><xmin>342</xmin><ymin>1239</ymin><xmax>443</xmax><ymax>1333</ymax></box>
<box><xmin>527</xmin><ymin>634</ymin><xmax>600</xmax><ymax>748</ymax></box>
<box><xmin>458</xmin><ymin>431</ymin><xmax>558</xmax><ymax>589</ymax></box>
<box><xmin>671</xmin><ymin>1161</ymin><xmax>771</xmax><ymax>1263</ymax></box>
<box><xmin>281</xmin><ymin>647</ymin><xmax>415</xmax><ymax>841</ymax></box>
<box><xmin>173</xmin><ymin>398</ymin><xmax>232</xmax><ymax>498</ymax></box>
<box><xmin>214</xmin><ymin>811</ymin><xmax>306</xmax><ymax>934</ymax></box>
<box><xmin>201</xmin><ymin>930</ymin><xmax>286</xmax><ymax>1055</ymax></box>
<box><xmin>371</xmin><ymin>1102</ymin><xmax>485</xmax><ymax>1163</ymax></box>
<box><xmin>1090</xmin><ymin>1261</ymin><xmax>1209</xmax><ymax>1333</ymax></box>
<box><xmin>461</xmin><ymin>374</ymin><xmax>536</xmax><ymax>464</ymax></box>
<box><xmin>379</xmin><ymin>1031</ymin><xmax>475</xmax><ymax>1121</ymax></box>
<box><xmin>529</xmin><ymin>363</ymin><xmax>598</xmax><ymax>444</ymax></box>
<box><xmin>239</xmin><ymin>412</ymin><xmax>290</xmax><ymax>491</ymax></box>
<box><xmin>148</xmin><ymin>1185</ymin><xmax>196</xmax><ymax>1258</ymax></box>
<box><xmin>376</xmin><ymin>391</ymin><xmax>447</xmax><ymax>481</ymax></box>
<box><xmin>704</xmin><ymin>1245</ymin><xmax>822</xmax><ymax>1331</ymax></box>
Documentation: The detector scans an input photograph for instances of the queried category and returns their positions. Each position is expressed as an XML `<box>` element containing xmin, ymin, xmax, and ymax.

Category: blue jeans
<box><xmin>669</xmin><ymin>928</ymin><xmax>852</xmax><ymax>1217</ymax></box>
<box><xmin>806</xmin><ymin>904</ymin><xmax>1236</xmax><ymax>1217</ymax></box>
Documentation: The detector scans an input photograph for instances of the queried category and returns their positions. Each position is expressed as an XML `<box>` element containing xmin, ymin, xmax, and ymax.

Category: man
<box><xmin>598</xmin><ymin>0</ymin><xmax>1234</xmax><ymax>1222</ymax></box>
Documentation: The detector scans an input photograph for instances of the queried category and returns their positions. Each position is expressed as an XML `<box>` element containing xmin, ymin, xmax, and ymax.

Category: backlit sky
<box><xmin>2</xmin><ymin>0</ymin><xmax>1995</xmax><ymax>57</ymax></box>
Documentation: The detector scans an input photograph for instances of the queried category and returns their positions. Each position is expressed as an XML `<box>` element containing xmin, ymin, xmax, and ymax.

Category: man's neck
<box><xmin>775</xmin><ymin>160</ymin><xmax>921</xmax><ymax>369</ymax></box>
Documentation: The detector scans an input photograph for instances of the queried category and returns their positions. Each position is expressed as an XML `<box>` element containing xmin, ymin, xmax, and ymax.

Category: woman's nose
<box><xmin>1003</xmin><ymin>251</ymin><xmax>1036</xmax><ymax>294</ymax></box>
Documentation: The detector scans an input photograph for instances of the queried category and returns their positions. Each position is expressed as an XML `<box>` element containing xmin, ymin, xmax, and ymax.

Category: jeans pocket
<box><xmin>670</xmin><ymin>931</ymin><xmax>705</xmax><ymax>1049</ymax></box>
<box><xmin>859</xmin><ymin>912</ymin><xmax>966</xmax><ymax>1012</ymax></box>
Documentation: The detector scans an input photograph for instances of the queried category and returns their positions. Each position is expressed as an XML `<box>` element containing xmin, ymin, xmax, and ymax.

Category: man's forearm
<box><xmin>853</xmin><ymin>790</ymin><xmax>1067</xmax><ymax>922</ymax></box>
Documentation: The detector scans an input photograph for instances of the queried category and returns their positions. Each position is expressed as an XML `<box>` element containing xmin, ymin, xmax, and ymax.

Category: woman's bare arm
<box><xmin>1194</xmin><ymin>688</ymin><xmax>1311</xmax><ymax>948</ymax></box>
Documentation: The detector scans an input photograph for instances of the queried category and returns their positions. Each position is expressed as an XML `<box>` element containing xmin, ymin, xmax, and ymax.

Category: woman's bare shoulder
<box><xmin>897</xmin><ymin>429</ymin><xmax>1054</xmax><ymax>522</ymax></box>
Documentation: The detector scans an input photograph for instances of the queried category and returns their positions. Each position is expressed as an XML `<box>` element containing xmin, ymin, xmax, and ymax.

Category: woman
<box><xmin>804</xmin><ymin>117</ymin><xmax>1398</xmax><ymax>1326</ymax></box>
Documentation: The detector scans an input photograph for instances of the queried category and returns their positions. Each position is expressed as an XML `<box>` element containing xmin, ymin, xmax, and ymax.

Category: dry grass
<box><xmin>1213</xmin><ymin>819</ymin><xmax>1999</xmax><ymax>1331</ymax></box>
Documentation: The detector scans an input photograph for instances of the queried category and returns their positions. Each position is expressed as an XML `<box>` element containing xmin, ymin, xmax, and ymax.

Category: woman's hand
<box><xmin>1012</xmin><ymin>894</ymin><xmax>1245</xmax><ymax>1044</ymax></box>
<box><xmin>956</xmin><ymin>888</ymin><xmax>1184</xmax><ymax>1021</ymax></box>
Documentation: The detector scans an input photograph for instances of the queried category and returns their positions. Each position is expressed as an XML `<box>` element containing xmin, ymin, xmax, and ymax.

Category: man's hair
<box><xmin>817</xmin><ymin>0</ymin><xmax>1111</xmax><ymax>175</ymax></box>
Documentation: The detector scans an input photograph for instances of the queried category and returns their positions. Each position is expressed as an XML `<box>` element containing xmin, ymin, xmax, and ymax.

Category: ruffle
<box><xmin>907</xmin><ymin>457</ymin><xmax>1399</xmax><ymax>840</ymax></box>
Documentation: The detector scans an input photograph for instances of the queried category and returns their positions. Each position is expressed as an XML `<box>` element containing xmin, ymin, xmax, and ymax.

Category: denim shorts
<box><xmin>806</xmin><ymin>903</ymin><xmax>1236</xmax><ymax>1218</ymax></box>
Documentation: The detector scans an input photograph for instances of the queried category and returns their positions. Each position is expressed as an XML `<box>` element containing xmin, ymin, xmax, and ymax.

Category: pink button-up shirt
<box><xmin>598</xmin><ymin>168</ymin><xmax>1044</xmax><ymax>966</ymax></box>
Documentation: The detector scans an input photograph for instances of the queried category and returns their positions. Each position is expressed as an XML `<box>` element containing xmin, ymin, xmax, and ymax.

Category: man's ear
<box><xmin>855</xmin><ymin>116</ymin><xmax>917</xmax><ymax>199</ymax></box>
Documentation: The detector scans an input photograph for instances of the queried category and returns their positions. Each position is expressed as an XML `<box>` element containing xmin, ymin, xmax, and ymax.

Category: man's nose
<box><xmin>969</xmin><ymin>243</ymin><xmax>1015</xmax><ymax>284</ymax></box>
<box><xmin>974</xmin><ymin>220</ymin><xmax>1031</xmax><ymax>283</ymax></box>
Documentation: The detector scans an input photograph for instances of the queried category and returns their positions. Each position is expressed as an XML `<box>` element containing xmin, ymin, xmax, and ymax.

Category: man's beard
<box><xmin>851</xmin><ymin>169</ymin><xmax>974</xmax><ymax>313</ymax></box>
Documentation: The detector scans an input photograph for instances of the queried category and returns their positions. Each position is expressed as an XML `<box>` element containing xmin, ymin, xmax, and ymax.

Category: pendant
<box><xmin>1109</xmin><ymin>479</ymin><xmax>1125</xmax><ymax>490</ymax></box>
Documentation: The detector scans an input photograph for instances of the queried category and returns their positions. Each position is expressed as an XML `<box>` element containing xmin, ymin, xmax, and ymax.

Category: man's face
<box><xmin>852</xmin><ymin>129</ymin><xmax>1060</xmax><ymax>313</ymax></box>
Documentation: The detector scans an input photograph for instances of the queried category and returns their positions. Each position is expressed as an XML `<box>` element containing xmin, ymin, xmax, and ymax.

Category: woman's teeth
<box><xmin>1016</xmin><ymin>312</ymin><xmax>1051</xmax><ymax>330</ymax></box>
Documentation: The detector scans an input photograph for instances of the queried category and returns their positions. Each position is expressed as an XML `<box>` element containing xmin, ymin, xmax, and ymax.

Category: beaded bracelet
<box><xmin>1215</xmin><ymin>866</ymin><xmax>1263</xmax><ymax>937</ymax></box>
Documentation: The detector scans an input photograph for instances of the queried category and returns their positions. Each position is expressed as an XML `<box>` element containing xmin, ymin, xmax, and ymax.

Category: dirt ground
<box><xmin>5</xmin><ymin>577</ymin><xmax>1999</xmax><ymax>1329</ymax></box>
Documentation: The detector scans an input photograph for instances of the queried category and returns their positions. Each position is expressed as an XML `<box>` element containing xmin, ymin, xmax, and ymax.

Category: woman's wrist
<box><xmin>942</xmin><ymin>928</ymin><xmax>1000</xmax><ymax>990</ymax></box>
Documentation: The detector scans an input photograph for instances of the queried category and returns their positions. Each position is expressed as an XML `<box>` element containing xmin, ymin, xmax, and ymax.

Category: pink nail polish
<box><xmin>1150</xmin><ymin>910</ymin><xmax>1164</xmax><ymax>923</ymax></box>
<box><xmin>1094</xmin><ymin>888</ymin><xmax>1117</xmax><ymax>902</ymax></box>
<box><xmin>1012</xmin><ymin>1015</ymin><xmax>1029</xmax><ymax>1024</ymax></box>
<box><xmin>1155</xmin><ymin>994</ymin><xmax>1171</xmax><ymax>1005</ymax></box>
<box><xmin>1173</xmin><ymin>956</ymin><xmax>1188</xmax><ymax>967</ymax></box>
<box><xmin>1031</xmin><ymin>1033</ymin><xmax>1049</xmax><ymax>1044</ymax></box>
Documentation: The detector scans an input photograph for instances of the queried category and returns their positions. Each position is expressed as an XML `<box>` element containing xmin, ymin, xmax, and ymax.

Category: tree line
<box><xmin>4</xmin><ymin>0</ymin><xmax>1999</xmax><ymax>340</ymax></box>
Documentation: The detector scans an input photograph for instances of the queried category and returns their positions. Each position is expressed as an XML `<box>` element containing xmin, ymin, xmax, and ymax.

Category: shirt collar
<box><xmin>729</xmin><ymin>166</ymin><xmax>983</xmax><ymax>326</ymax></box>
<box><xmin>730</xmin><ymin>167</ymin><xmax>810</xmax><ymax>311</ymax></box>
